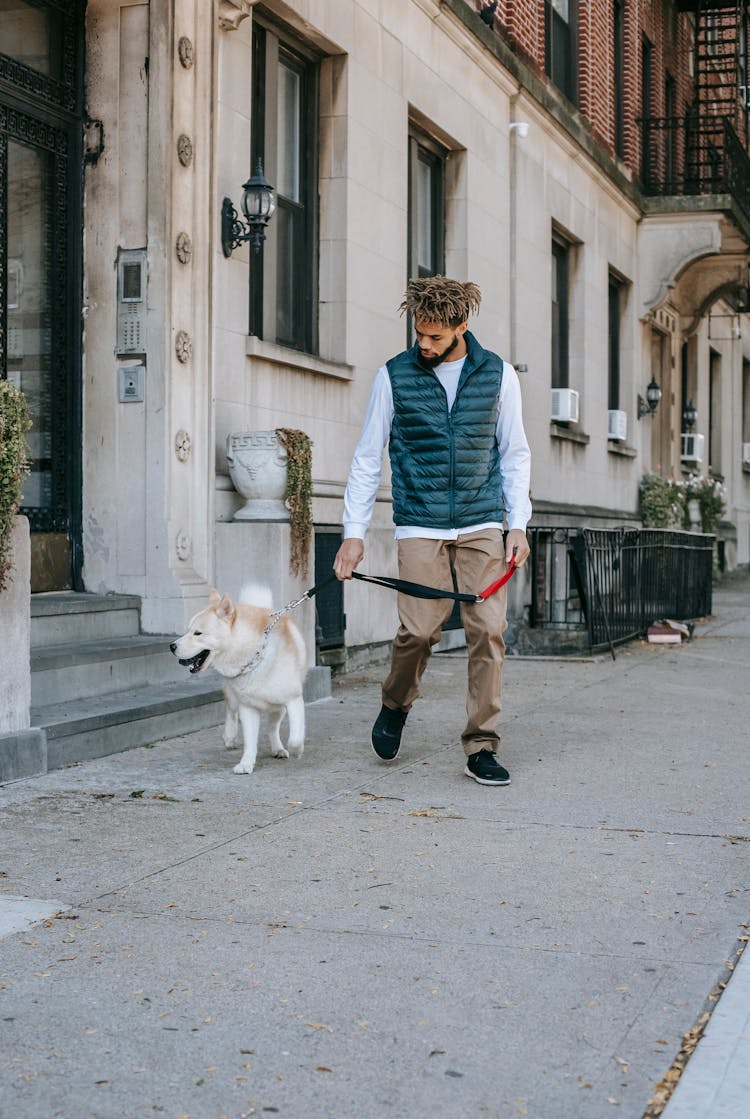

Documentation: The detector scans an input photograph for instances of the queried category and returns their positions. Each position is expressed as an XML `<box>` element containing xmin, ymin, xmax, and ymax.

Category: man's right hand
<box><xmin>333</xmin><ymin>537</ymin><xmax>365</xmax><ymax>580</ymax></box>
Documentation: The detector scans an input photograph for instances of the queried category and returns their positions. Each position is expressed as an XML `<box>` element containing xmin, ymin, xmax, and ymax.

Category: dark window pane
<box><xmin>0</xmin><ymin>0</ymin><xmax>65</xmax><ymax>80</ymax></box>
<box><xmin>551</xmin><ymin>240</ymin><xmax>569</xmax><ymax>390</ymax></box>
<box><xmin>276</xmin><ymin>201</ymin><xmax>305</xmax><ymax>349</ymax></box>
<box><xmin>277</xmin><ymin>58</ymin><xmax>301</xmax><ymax>203</ymax></box>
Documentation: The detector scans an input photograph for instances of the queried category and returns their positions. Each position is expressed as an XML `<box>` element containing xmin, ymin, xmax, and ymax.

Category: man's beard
<box><xmin>417</xmin><ymin>333</ymin><xmax>460</xmax><ymax>369</ymax></box>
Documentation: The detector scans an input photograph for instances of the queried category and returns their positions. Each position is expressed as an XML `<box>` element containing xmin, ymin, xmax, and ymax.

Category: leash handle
<box><xmin>476</xmin><ymin>555</ymin><xmax>517</xmax><ymax>601</ymax></box>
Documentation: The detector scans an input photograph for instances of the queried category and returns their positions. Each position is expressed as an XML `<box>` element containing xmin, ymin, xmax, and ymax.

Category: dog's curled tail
<box><xmin>238</xmin><ymin>583</ymin><xmax>274</xmax><ymax>609</ymax></box>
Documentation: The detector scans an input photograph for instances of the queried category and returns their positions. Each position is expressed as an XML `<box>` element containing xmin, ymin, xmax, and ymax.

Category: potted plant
<box><xmin>0</xmin><ymin>381</ymin><xmax>30</xmax><ymax>592</ymax></box>
<box><xmin>639</xmin><ymin>473</ymin><xmax>682</xmax><ymax>529</ymax></box>
<box><xmin>681</xmin><ymin>474</ymin><xmax>726</xmax><ymax>535</ymax></box>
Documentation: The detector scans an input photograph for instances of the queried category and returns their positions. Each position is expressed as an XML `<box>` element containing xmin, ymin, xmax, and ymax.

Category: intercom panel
<box><xmin>116</xmin><ymin>248</ymin><xmax>147</xmax><ymax>355</ymax></box>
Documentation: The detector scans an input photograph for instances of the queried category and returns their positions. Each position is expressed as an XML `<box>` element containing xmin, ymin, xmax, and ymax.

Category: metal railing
<box><xmin>639</xmin><ymin>115</ymin><xmax>750</xmax><ymax>227</ymax></box>
<box><xmin>529</xmin><ymin>527</ymin><xmax>714</xmax><ymax>654</ymax></box>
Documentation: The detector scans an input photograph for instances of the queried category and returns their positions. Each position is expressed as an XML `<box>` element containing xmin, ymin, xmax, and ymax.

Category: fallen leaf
<box><xmin>306</xmin><ymin>1021</ymin><xmax>333</xmax><ymax>1032</ymax></box>
<box><xmin>315</xmin><ymin>1066</ymin><xmax>333</xmax><ymax>1072</ymax></box>
<box><xmin>408</xmin><ymin>809</ymin><xmax>464</xmax><ymax>820</ymax></box>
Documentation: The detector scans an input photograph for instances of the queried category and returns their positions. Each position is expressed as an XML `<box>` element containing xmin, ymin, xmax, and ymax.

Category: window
<box><xmin>613</xmin><ymin>0</ymin><xmax>624</xmax><ymax>158</ymax></box>
<box><xmin>608</xmin><ymin>275</ymin><xmax>623</xmax><ymax>411</ymax></box>
<box><xmin>408</xmin><ymin>130</ymin><xmax>445</xmax><ymax>281</ymax></box>
<box><xmin>709</xmin><ymin>349</ymin><xmax>722</xmax><ymax>475</ymax></box>
<box><xmin>551</xmin><ymin>236</ymin><xmax>570</xmax><ymax>390</ymax></box>
<box><xmin>641</xmin><ymin>35</ymin><xmax>653</xmax><ymax>185</ymax></box>
<box><xmin>250</xmin><ymin>19</ymin><xmax>318</xmax><ymax>352</ymax></box>
<box><xmin>545</xmin><ymin>0</ymin><xmax>576</xmax><ymax>103</ymax></box>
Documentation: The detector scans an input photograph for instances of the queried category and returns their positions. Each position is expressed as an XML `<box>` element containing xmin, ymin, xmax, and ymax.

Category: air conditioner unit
<box><xmin>607</xmin><ymin>409</ymin><xmax>628</xmax><ymax>442</ymax></box>
<box><xmin>742</xmin><ymin>442</ymin><xmax>750</xmax><ymax>466</ymax></box>
<box><xmin>681</xmin><ymin>432</ymin><xmax>705</xmax><ymax>464</ymax></box>
<box><xmin>551</xmin><ymin>388</ymin><xmax>579</xmax><ymax>423</ymax></box>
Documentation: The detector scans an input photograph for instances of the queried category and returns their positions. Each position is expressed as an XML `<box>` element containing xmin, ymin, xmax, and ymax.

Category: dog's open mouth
<box><xmin>179</xmin><ymin>649</ymin><xmax>210</xmax><ymax>674</ymax></box>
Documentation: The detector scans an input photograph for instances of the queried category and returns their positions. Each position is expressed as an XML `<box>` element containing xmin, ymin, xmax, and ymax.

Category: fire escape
<box><xmin>641</xmin><ymin>1</ymin><xmax>750</xmax><ymax>230</ymax></box>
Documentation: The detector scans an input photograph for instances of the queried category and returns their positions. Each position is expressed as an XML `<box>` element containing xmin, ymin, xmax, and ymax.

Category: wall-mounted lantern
<box><xmin>637</xmin><ymin>378</ymin><xmax>662</xmax><ymax>419</ymax></box>
<box><xmin>221</xmin><ymin>159</ymin><xmax>276</xmax><ymax>258</ymax></box>
<box><xmin>682</xmin><ymin>399</ymin><xmax>697</xmax><ymax>432</ymax></box>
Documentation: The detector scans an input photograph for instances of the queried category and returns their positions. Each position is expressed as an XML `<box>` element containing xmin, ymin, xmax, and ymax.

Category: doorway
<box><xmin>0</xmin><ymin>0</ymin><xmax>85</xmax><ymax>591</ymax></box>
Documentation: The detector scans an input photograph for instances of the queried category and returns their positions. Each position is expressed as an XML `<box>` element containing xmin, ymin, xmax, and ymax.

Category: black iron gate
<box><xmin>529</xmin><ymin>527</ymin><xmax>714</xmax><ymax>653</ymax></box>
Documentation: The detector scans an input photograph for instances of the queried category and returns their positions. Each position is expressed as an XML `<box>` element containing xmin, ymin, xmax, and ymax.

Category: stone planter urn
<box><xmin>226</xmin><ymin>430</ymin><xmax>289</xmax><ymax>521</ymax></box>
<box><xmin>687</xmin><ymin>497</ymin><xmax>701</xmax><ymax>532</ymax></box>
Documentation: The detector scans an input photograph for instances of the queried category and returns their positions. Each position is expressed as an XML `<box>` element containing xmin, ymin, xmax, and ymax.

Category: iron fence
<box><xmin>529</xmin><ymin>527</ymin><xmax>714</xmax><ymax>654</ymax></box>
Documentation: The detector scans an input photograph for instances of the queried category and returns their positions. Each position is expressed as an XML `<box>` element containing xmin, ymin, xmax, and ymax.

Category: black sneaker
<box><xmin>465</xmin><ymin>749</ymin><xmax>510</xmax><ymax>786</ymax></box>
<box><xmin>371</xmin><ymin>704</ymin><xmax>408</xmax><ymax>761</ymax></box>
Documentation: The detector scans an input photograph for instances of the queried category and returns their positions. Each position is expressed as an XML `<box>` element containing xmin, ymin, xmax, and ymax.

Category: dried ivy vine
<box><xmin>0</xmin><ymin>381</ymin><xmax>31</xmax><ymax>592</ymax></box>
<box><xmin>275</xmin><ymin>428</ymin><xmax>313</xmax><ymax>579</ymax></box>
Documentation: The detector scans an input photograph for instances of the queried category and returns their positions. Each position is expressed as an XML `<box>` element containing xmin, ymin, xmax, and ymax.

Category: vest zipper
<box><xmin>448</xmin><ymin>411</ymin><xmax>456</xmax><ymax>525</ymax></box>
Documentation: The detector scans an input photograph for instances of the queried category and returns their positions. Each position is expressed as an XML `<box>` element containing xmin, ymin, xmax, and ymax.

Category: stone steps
<box><xmin>31</xmin><ymin>634</ymin><xmax>186</xmax><ymax>706</ymax></box>
<box><xmin>32</xmin><ymin>677</ymin><xmax>226</xmax><ymax>772</ymax></box>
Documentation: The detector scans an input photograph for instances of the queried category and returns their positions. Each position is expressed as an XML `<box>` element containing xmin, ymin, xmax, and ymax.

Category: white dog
<box><xmin>170</xmin><ymin>585</ymin><xmax>307</xmax><ymax>775</ymax></box>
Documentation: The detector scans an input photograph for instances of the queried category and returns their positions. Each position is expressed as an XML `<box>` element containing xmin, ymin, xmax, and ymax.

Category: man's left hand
<box><xmin>506</xmin><ymin>528</ymin><xmax>530</xmax><ymax>567</ymax></box>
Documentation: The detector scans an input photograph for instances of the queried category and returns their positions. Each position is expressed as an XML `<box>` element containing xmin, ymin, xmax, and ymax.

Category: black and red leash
<box><xmin>301</xmin><ymin>554</ymin><xmax>518</xmax><ymax>607</ymax></box>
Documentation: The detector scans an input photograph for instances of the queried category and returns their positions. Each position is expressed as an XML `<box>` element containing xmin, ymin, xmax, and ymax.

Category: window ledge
<box><xmin>607</xmin><ymin>441</ymin><xmax>637</xmax><ymax>458</ymax></box>
<box><xmin>550</xmin><ymin>422</ymin><xmax>590</xmax><ymax>445</ymax></box>
<box><xmin>246</xmin><ymin>336</ymin><xmax>354</xmax><ymax>381</ymax></box>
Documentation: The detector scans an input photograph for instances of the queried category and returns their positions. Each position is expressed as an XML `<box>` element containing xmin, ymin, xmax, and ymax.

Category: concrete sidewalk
<box><xmin>1</xmin><ymin>571</ymin><xmax>749</xmax><ymax>1119</ymax></box>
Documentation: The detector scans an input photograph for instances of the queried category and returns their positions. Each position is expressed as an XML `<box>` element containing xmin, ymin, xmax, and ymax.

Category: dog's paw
<box><xmin>223</xmin><ymin>738</ymin><xmax>238</xmax><ymax>751</ymax></box>
<box><xmin>288</xmin><ymin>743</ymin><xmax>304</xmax><ymax>759</ymax></box>
<box><xmin>270</xmin><ymin>746</ymin><xmax>290</xmax><ymax>760</ymax></box>
<box><xmin>232</xmin><ymin>761</ymin><xmax>255</xmax><ymax>775</ymax></box>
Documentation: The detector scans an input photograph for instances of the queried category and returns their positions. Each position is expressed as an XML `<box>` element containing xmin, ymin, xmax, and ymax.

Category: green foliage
<box><xmin>275</xmin><ymin>427</ymin><xmax>313</xmax><ymax>579</ymax></box>
<box><xmin>0</xmin><ymin>381</ymin><xmax>31</xmax><ymax>592</ymax></box>
<box><xmin>640</xmin><ymin>472</ymin><xmax>726</xmax><ymax>536</ymax></box>
<box><xmin>639</xmin><ymin>473</ymin><xmax>682</xmax><ymax>529</ymax></box>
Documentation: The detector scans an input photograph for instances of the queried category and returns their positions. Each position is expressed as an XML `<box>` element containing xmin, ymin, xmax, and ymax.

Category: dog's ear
<box><xmin>208</xmin><ymin>588</ymin><xmax>221</xmax><ymax>607</ymax></box>
<box><xmin>216</xmin><ymin>593</ymin><xmax>236</xmax><ymax>625</ymax></box>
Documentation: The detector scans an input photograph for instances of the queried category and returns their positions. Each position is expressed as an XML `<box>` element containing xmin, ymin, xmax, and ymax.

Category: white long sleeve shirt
<box><xmin>343</xmin><ymin>355</ymin><xmax>532</xmax><ymax>540</ymax></box>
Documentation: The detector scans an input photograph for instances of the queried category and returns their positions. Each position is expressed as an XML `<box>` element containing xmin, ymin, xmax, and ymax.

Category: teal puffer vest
<box><xmin>387</xmin><ymin>331</ymin><xmax>505</xmax><ymax>528</ymax></box>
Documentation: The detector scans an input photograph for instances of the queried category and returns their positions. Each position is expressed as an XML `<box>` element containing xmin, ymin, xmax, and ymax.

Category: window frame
<box><xmin>544</xmin><ymin>0</ymin><xmax>577</xmax><ymax>104</ymax></box>
<box><xmin>406</xmin><ymin>127</ymin><xmax>447</xmax><ymax>346</ymax></box>
<box><xmin>608</xmin><ymin>273</ymin><xmax>623</xmax><ymax>412</ymax></box>
<box><xmin>407</xmin><ymin>129</ymin><xmax>446</xmax><ymax>283</ymax></box>
<box><xmin>613</xmin><ymin>0</ymin><xmax>625</xmax><ymax>158</ymax></box>
<box><xmin>249</xmin><ymin>16</ymin><xmax>319</xmax><ymax>354</ymax></box>
<box><xmin>551</xmin><ymin>234</ymin><xmax>570</xmax><ymax>391</ymax></box>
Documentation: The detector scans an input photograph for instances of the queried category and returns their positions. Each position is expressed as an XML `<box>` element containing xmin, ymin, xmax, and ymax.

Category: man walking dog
<box><xmin>334</xmin><ymin>277</ymin><xmax>531</xmax><ymax>785</ymax></box>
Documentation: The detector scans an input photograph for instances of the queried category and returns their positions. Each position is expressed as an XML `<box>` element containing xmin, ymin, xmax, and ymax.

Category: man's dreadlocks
<box><xmin>399</xmin><ymin>276</ymin><xmax>482</xmax><ymax>326</ymax></box>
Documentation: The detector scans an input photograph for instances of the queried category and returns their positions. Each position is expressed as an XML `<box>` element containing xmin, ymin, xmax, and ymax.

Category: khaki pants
<box><xmin>381</xmin><ymin>528</ymin><xmax>508</xmax><ymax>756</ymax></box>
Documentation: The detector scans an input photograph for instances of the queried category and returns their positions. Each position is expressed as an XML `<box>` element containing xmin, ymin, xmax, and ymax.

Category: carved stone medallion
<box><xmin>178</xmin><ymin>36</ymin><xmax>194</xmax><ymax>69</ymax></box>
<box><xmin>175</xmin><ymin>231</ymin><xmax>193</xmax><ymax>264</ymax></box>
<box><xmin>177</xmin><ymin>133</ymin><xmax>193</xmax><ymax>167</ymax></box>
<box><xmin>175</xmin><ymin>530</ymin><xmax>192</xmax><ymax>561</ymax></box>
<box><xmin>175</xmin><ymin>330</ymin><xmax>193</xmax><ymax>363</ymax></box>
<box><xmin>175</xmin><ymin>430</ymin><xmax>192</xmax><ymax>463</ymax></box>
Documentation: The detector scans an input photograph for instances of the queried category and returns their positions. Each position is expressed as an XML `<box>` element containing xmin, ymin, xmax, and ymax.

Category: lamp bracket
<box><xmin>637</xmin><ymin>394</ymin><xmax>652</xmax><ymax>419</ymax></box>
<box><xmin>221</xmin><ymin>196</ymin><xmax>266</xmax><ymax>258</ymax></box>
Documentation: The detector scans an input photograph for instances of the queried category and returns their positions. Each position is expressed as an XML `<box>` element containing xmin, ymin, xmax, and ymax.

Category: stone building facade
<box><xmin>2</xmin><ymin>0</ymin><xmax>750</xmax><ymax>670</ymax></box>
